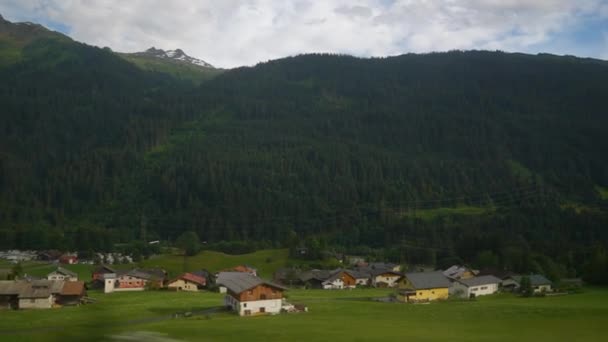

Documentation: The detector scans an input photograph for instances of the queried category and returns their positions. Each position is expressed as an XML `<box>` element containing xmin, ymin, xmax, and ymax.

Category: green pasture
<box><xmin>1</xmin><ymin>287</ymin><xmax>607</xmax><ymax>341</ymax></box>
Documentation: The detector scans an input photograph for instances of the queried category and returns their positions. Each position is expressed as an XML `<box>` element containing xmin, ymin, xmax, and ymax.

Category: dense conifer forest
<box><xmin>1</xmin><ymin>15</ymin><xmax>607</xmax><ymax>283</ymax></box>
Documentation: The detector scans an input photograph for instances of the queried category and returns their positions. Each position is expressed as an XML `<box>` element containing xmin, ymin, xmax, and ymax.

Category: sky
<box><xmin>1</xmin><ymin>0</ymin><xmax>607</xmax><ymax>68</ymax></box>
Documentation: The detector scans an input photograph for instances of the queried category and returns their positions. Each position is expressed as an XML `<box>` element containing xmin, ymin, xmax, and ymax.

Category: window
<box><xmin>481</xmin><ymin>286</ymin><xmax>488</xmax><ymax>290</ymax></box>
<box><xmin>248</xmin><ymin>290</ymin><xmax>253</xmax><ymax>295</ymax></box>
<box><xmin>243</xmin><ymin>303</ymin><xmax>247</xmax><ymax>308</ymax></box>
<box><xmin>432</xmin><ymin>291</ymin><xmax>435</xmax><ymax>294</ymax></box>
<box><xmin>471</xmin><ymin>287</ymin><xmax>478</xmax><ymax>291</ymax></box>
<box><xmin>260</xmin><ymin>307</ymin><xmax>266</xmax><ymax>313</ymax></box>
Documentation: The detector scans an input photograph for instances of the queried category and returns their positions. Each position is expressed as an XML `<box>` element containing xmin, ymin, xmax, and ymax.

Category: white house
<box><xmin>451</xmin><ymin>275</ymin><xmax>501</xmax><ymax>298</ymax></box>
<box><xmin>371</xmin><ymin>270</ymin><xmax>402</xmax><ymax>288</ymax></box>
<box><xmin>217</xmin><ymin>272</ymin><xmax>286</xmax><ymax>316</ymax></box>
<box><xmin>47</xmin><ymin>267</ymin><xmax>78</xmax><ymax>281</ymax></box>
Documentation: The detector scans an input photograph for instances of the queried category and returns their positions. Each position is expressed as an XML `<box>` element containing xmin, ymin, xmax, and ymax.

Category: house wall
<box><xmin>117</xmin><ymin>276</ymin><xmax>147</xmax><ymax>289</ymax></box>
<box><xmin>452</xmin><ymin>282</ymin><xmax>498</xmax><ymax>298</ymax></box>
<box><xmin>168</xmin><ymin>279</ymin><xmax>199</xmax><ymax>292</ymax></box>
<box><xmin>397</xmin><ymin>287</ymin><xmax>449</xmax><ymax>302</ymax></box>
<box><xmin>19</xmin><ymin>296</ymin><xmax>53</xmax><ymax>309</ymax></box>
<box><xmin>373</xmin><ymin>274</ymin><xmax>401</xmax><ymax>288</ymax></box>
<box><xmin>224</xmin><ymin>295</ymin><xmax>282</xmax><ymax>316</ymax></box>
<box><xmin>323</xmin><ymin>278</ymin><xmax>344</xmax><ymax>289</ymax></box>
<box><xmin>341</xmin><ymin>273</ymin><xmax>357</xmax><ymax>288</ymax></box>
<box><xmin>534</xmin><ymin>284</ymin><xmax>552</xmax><ymax>293</ymax></box>
<box><xmin>355</xmin><ymin>278</ymin><xmax>369</xmax><ymax>286</ymax></box>
<box><xmin>104</xmin><ymin>278</ymin><xmax>115</xmax><ymax>293</ymax></box>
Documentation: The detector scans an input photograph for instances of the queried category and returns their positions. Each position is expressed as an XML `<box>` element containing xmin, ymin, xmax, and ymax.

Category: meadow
<box><xmin>1</xmin><ymin>287</ymin><xmax>607</xmax><ymax>341</ymax></box>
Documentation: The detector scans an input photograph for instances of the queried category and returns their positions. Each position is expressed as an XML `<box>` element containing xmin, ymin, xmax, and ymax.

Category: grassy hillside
<box><xmin>119</xmin><ymin>53</ymin><xmax>224</xmax><ymax>84</ymax></box>
<box><xmin>1</xmin><ymin>288</ymin><xmax>607</xmax><ymax>341</ymax></box>
<box><xmin>138</xmin><ymin>249</ymin><xmax>290</xmax><ymax>278</ymax></box>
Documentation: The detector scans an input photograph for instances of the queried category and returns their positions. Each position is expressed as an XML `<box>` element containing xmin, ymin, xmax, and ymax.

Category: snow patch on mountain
<box><xmin>136</xmin><ymin>47</ymin><xmax>214</xmax><ymax>68</ymax></box>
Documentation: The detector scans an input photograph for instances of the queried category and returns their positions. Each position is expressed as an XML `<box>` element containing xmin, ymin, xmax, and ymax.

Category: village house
<box><xmin>220</xmin><ymin>265</ymin><xmax>258</xmax><ymax>277</ymax></box>
<box><xmin>299</xmin><ymin>269</ymin><xmax>332</xmax><ymax>289</ymax></box>
<box><xmin>91</xmin><ymin>265</ymin><xmax>117</xmax><ymax>288</ymax></box>
<box><xmin>217</xmin><ymin>272</ymin><xmax>287</xmax><ymax>316</ymax></box>
<box><xmin>451</xmin><ymin>275</ymin><xmax>502</xmax><ymax>298</ymax></box>
<box><xmin>443</xmin><ymin>265</ymin><xmax>478</xmax><ymax>281</ymax></box>
<box><xmin>103</xmin><ymin>269</ymin><xmax>167</xmax><ymax>293</ymax></box>
<box><xmin>56</xmin><ymin>281</ymin><xmax>86</xmax><ymax>306</ymax></box>
<box><xmin>59</xmin><ymin>254</ymin><xmax>78</xmax><ymax>265</ymax></box>
<box><xmin>346</xmin><ymin>270</ymin><xmax>371</xmax><ymax>286</ymax></box>
<box><xmin>0</xmin><ymin>280</ymin><xmax>86</xmax><ymax>309</ymax></box>
<box><xmin>370</xmin><ymin>269</ymin><xmax>402</xmax><ymax>288</ymax></box>
<box><xmin>321</xmin><ymin>270</ymin><xmax>357</xmax><ymax>289</ymax></box>
<box><xmin>47</xmin><ymin>267</ymin><xmax>78</xmax><ymax>281</ymax></box>
<box><xmin>167</xmin><ymin>273</ymin><xmax>206</xmax><ymax>291</ymax></box>
<box><xmin>504</xmin><ymin>274</ymin><xmax>553</xmax><ymax>294</ymax></box>
<box><xmin>397</xmin><ymin>271</ymin><xmax>451</xmax><ymax>303</ymax></box>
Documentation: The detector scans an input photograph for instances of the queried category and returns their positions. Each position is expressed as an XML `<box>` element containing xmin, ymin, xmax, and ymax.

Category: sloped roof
<box><xmin>405</xmin><ymin>271</ymin><xmax>451</xmax><ymax>290</ymax></box>
<box><xmin>175</xmin><ymin>273</ymin><xmax>206</xmax><ymax>286</ymax></box>
<box><xmin>61</xmin><ymin>281</ymin><xmax>85</xmax><ymax>296</ymax></box>
<box><xmin>216</xmin><ymin>272</ymin><xmax>286</xmax><ymax>294</ymax></box>
<box><xmin>457</xmin><ymin>275</ymin><xmax>502</xmax><ymax>287</ymax></box>
<box><xmin>50</xmin><ymin>267</ymin><xmax>77</xmax><ymax>277</ymax></box>
<box><xmin>299</xmin><ymin>269</ymin><xmax>333</xmax><ymax>282</ymax></box>
<box><xmin>344</xmin><ymin>269</ymin><xmax>371</xmax><ymax>279</ymax></box>
<box><xmin>443</xmin><ymin>265</ymin><xmax>476</xmax><ymax>280</ymax></box>
<box><xmin>94</xmin><ymin>265</ymin><xmax>116</xmax><ymax>274</ymax></box>
<box><xmin>370</xmin><ymin>269</ymin><xmax>402</xmax><ymax>277</ymax></box>
<box><xmin>0</xmin><ymin>281</ymin><xmax>25</xmax><ymax>295</ymax></box>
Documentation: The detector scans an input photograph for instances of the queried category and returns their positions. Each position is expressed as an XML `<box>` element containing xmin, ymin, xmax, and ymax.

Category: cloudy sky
<box><xmin>1</xmin><ymin>0</ymin><xmax>608</xmax><ymax>68</ymax></box>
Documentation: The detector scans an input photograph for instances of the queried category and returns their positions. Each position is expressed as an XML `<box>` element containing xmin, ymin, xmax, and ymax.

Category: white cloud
<box><xmin>0</xmin><ymin>0</ymin><xmax>606</xmax><ymax>68</ymax></box>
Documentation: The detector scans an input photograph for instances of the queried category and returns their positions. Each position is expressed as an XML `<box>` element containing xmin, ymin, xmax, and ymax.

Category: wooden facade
<box><xmin>230</xmin><ymin>284</ymin><xmax>283</xmax><ymax>302</ymax></box>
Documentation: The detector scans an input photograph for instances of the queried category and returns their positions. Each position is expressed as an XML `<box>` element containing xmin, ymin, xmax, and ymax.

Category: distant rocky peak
<box><xmin>138</xmin><ymin>47</ymin><xmax>214</xmax><ymax>68</ymax></box>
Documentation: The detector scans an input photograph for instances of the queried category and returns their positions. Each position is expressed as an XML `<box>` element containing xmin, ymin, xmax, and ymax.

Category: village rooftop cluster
<box><xmin>1</xmin><ymin>249</ymin><xmax>579</xmax><ymax>316</ymax></box>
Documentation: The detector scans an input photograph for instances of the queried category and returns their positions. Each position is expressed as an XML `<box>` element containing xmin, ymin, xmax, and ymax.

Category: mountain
<box><xmin>133</xmin><ymin>47</ymin><xmax>214</xmax><ymax>68</ymax></box>
<box><xmin>1</xmin><ymin>15</ymin><xmax>607</xmax><ymax>282</ymax></box>
<box><xmin>119</xmin><ymin>47</ymin><xmax>222</xmax><ymax>83</ymax></box>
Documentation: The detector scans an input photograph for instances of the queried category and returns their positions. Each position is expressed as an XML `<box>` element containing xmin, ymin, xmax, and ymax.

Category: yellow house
<box><xmin>167</xmin><ymin>273</ymin><xmax>206</xmax><ymax>292</ymax></box>
<box><xmin>397</xmin><ymin>271</ymin><xmax>451</xmax><ymax>303</ymax></box>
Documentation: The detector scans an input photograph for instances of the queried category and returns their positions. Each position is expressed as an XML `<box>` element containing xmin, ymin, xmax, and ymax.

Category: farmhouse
<box><xmin>57</xmin><ymin>281</ymin><xmax>86</xmax><ymax>306</ymax></box>
<box><xmin>218</xmin><ymin>272</ymin><xmax>286</xmax><ymax>316</ymax></box>
<box><xmin>167</xmin><ymin>273</ymin><xmax>206</xmax><ymax>291</ymax></box>
<box><xmin>451</xmin><ymin>275</ymin><xmax>501</xmax><ymax>298</ymax></box>
<box><xmin>103</xmin><ymin>269</ymin><xmax>167</xmax><ymax>293</ymax></box>
<box><xmin>346</xmin><ymin>270</ymin><xmax>371</xmax><ymax>286</ymax></box>
<box><xmin>506</xmin><ymin>274</ymin><xmax>553</xmax><ymax>294</ymax></box>
<box><xmin>443</xmin><ymin>265</ymin><xmax>478</xmax><ymax>280</ymax></box>
<box><xmin>371</xmin><ymin>269</ymin><xmax>402</xmax><ymax>288</ymax></box>
<box><xmin>18</xmin><ymin>280</ymin><xmax>64</xmax><ymax>309</ymax></box>
<box><xmin>322</xmin><ymin>270</ymin><xmax>357</xmax><ymax>289</ymax></box>
<box><xmin>47</xmin><ymin>267</ymin><xmax>78</xmax><ymax>281</ymax></box>
<box><xmin>59</xmin><ymin>254</ymin><xmax>78</xmax><ymax>264</ymax></box>
<box><xmin>299</xmin><ymin>269</ymin><xmax>332</xmax><ymax>289</ymax></box>
<box><xmin>397</xmin><ymin>271</ymin><xmax>451</xmax><ymax>303</ymax></box>
<box><xmin>0</xmin><ymin>281</ymin><xmax>21</xmax><ymax>309</ymax></box>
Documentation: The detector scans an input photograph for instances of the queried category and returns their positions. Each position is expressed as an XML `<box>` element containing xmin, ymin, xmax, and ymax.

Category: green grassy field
<box><xmin>1</xmin><ymin>288</ymin><xmax>607</xmax><ymax>341</ymax></box>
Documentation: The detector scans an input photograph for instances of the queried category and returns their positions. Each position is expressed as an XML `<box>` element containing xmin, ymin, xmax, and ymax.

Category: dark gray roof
<box><xmin>216</xmin><ymin>272</ymin><xmax>286</xmax><ymax>294</ymax></box>
<box><xmin>50</xmin><ymin>267</ymin><xmax>77</xmax><ymax>277</ymax></box>
<box><xmin>405</xmin><ymin>271</ymin><xmax>451</xmax><ymax>289</ymax></box>
<box><xmin>512</xmin><ymin>274</ymin><xmax>552</xmax><ymax>286</ymax></box>
<box><xmin>458</xmin><ymin>275</ymin><xmax>502</xmax><ymax>287</ymax></box>
<box><xmin>299</xmin><ymin>269</ymin><xmax>333</xmax><ymax>282</ymax></box>
<box><xmin>345</xmin><ymin>269</ymin><xmax>370</xmax><ymax>279</ymax></box>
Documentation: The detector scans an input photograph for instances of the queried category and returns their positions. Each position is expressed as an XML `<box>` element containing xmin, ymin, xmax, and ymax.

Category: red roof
<box><xmin>178</xmin><ymin>273</ymin><xmax>206</xmax><ymax>286</ymax></box>
<box><xmin>61</xmin><ymin>281</ymin><xmax>86</xmax><ymax>296</ymax></box>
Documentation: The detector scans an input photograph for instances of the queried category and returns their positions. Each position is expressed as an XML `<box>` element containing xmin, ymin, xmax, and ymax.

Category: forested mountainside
<box><xmin>1</xmin><ymin>16</ymin><xmax>607</xmax><ymax>282</ymax></box>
